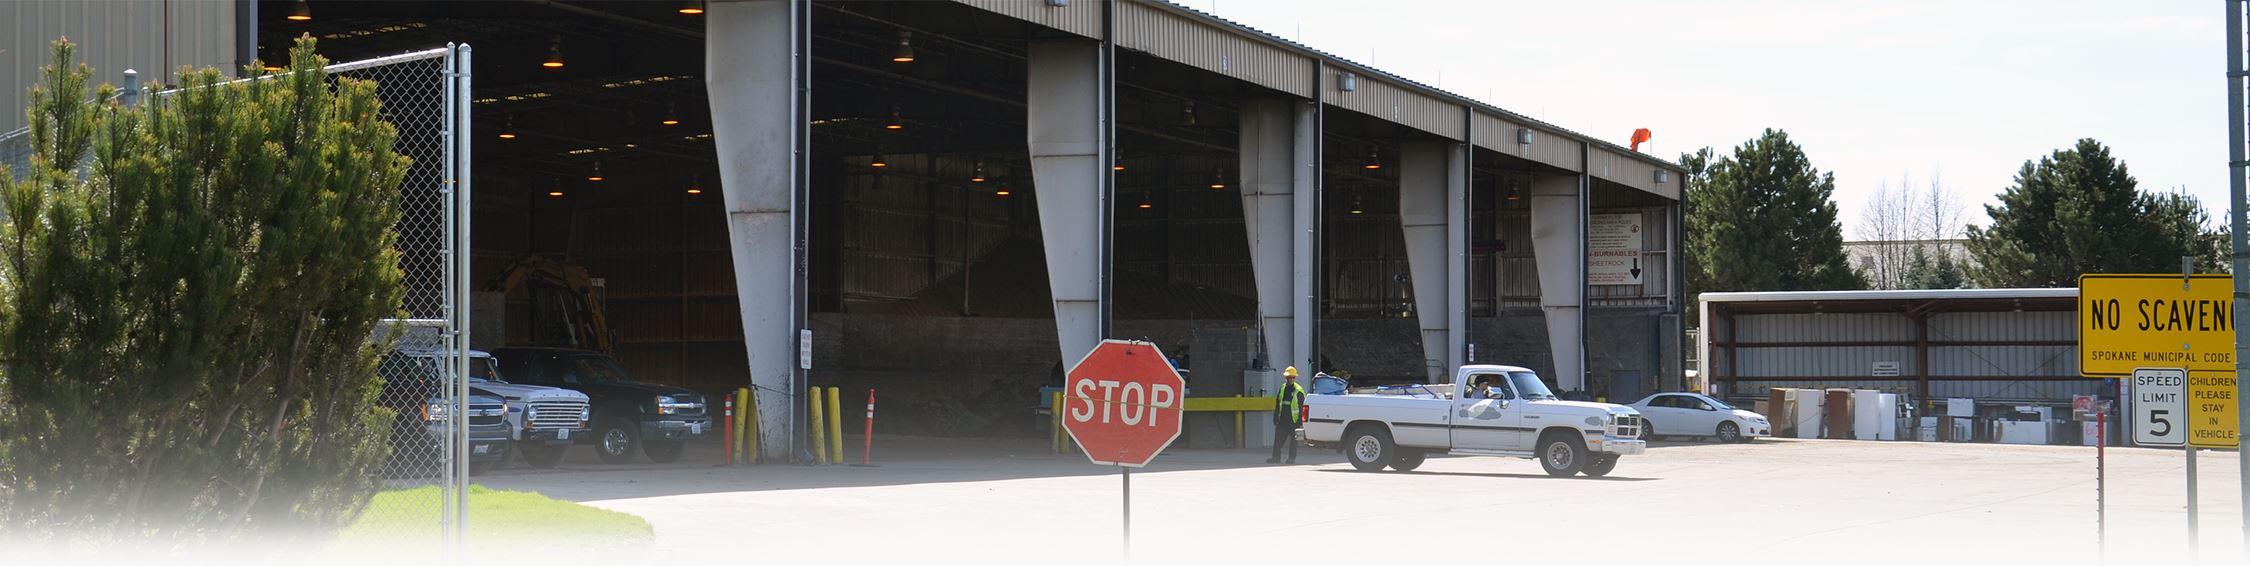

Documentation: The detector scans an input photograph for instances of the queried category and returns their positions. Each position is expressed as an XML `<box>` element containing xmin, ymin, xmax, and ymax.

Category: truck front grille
<box><xmin>528</xmin><ymin>400</ymin><xmax>588</xmax><ymax>430</ymax></box>
<box><xmin>1613</xmin><ymin>415</ymin><xmax>1643</xmax><ymax>439</ymax></box>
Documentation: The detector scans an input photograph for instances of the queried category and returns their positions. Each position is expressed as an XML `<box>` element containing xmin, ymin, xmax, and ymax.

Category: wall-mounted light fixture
<box><xmin>1517</xmin><ymin>128</ymin><xmax>1534</xmax><ymax>145</ymax></box>
<box><xmin>1046</xmin><ymin>0</ymin><xmax>1070</xmax><ymax>6</ymax></box>
<box><xmin>1338</xmin><ymin>71</ymin><xmax>1358</xmax><ymax>92</ymax></box>
<box><xmin>1655</xmin><ymin>170</ymin><xmax>1672</xmax><ymax>184</ymax></box>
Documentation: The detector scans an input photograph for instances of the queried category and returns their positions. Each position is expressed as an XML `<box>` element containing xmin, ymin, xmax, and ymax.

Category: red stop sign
<box><xmin>1062</xmin><ymin>340</ymin><xmax>1185</xmax><ymax>467</ymax></box>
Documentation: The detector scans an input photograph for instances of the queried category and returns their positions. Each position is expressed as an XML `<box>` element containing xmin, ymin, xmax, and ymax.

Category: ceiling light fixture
<box><xmin>661</xmin><ymin>103</ymin><xmax>680</xmax><ymax>126</ymax></box>
<box><xmin>891</xmin><ymin>31</ymin><xmax>916</xmax><ymax>63</ymax></box>
<box><xmin>498</xmin><ymin>114</ymin><xmax>518</xmax><ymax>139</ymax></box>
<box><xmin>548</xmin><ymin>191</ymin><xmax>565</xmax><ymax>197</ymax></box>
<box><xmin>884</xmin><ymin>104</ymin><xmax>904</xmax><ymax>130</ymax></box>
<box><xmin>587</xmin><ymin>161</ymin><xmax>604</xmax><ymax>182</ymax></box>
<box><xmin>687</xmin><ymin>175</ymin><xmax>703</xmax><ymax>194</ymax></box>
<box><xmin>870</xmin><ymin>152</ymin><xmax>889</xmax><ymax>169</ymax></box>
<box><xmin>1112</xmin><ymin>149</ymin><xmax>1125</xmax><ymax>171</ymax></box>
<box><xmin>1177</xmin><ymin>101</ymin><xmax>1197</xmax><ymax>127</ymax></box>
<box><xmin>1138</xmin><ymin>191</ymin><xmax>1153</xmax><ymax>209</ymax></box>
<box><xmin>970</xmin><ymin>160</ymin><xmax>988</xmax><ymax>182</ymax></box>
<box><xmin>542</xmin><ymin>35</ymin><xmax>566</xmax><ymax>69</ymax></box>
<box><xmin>1350</xmin><ymin>194</ymin><xmax>1364</xmax><ymax>214</ymax></box>
<box><xmin>1362</xmin><ymin>147</ymin><xmax>1382</xmax><ymax>170</ymax></box>
<box><xmin>678</xmin><ymin>1</ymin><xmax>706</xmax><ymax>15</ymax></box>
<box><xmin>287</xmin><ymin>0</ymin><xmax>312</xmax><ymax>21</ymax></box>
<box><xmin>1208</xmin><ymin>169</ymin><xmax>1227</xmax><ymax>190</ymax></box>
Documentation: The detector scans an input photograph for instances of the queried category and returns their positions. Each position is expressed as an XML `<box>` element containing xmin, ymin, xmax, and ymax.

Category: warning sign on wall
<box><xmin>1589</xmin><ymin>213</ymin><xmax>1644</xmax><ymax>286</ymax></box>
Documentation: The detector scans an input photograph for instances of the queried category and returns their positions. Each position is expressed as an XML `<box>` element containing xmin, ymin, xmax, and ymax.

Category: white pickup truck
<box><xmin>1303</xmin><ymin>365</ymin><xmax>1647</xmax><ymax>477</ymax></box>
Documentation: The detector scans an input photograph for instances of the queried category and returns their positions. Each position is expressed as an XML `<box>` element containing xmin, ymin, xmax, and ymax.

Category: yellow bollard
<box><xmin>734</xmin><ymin>388</ymin><xmax>752</xmax><ymax>465</ymax></box>
<box><xmin>826</xmin><ymin>386</ymin><xmax>843</xmax><ymax>464</ymax></box>
<box><xmin>1052</xmin><ymin>391</ymin><xmax>1065</xmax><ymax>454</ymax></box>
<box><xmin>808</xmin><ymin>387</ymin><xmax>829</xmax><ymax>465</ymax></box>
<box><xmin>743</xmin><ymin>388</ymin><xmax>760</xmax><ymax>465</ymax></box>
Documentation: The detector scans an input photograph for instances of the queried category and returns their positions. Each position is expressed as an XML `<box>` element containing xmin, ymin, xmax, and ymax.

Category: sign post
<box><xmin>2082</xmin><ymin>274</ymin><xmax>2240</xmax><ymax>558</ymax></box>
<box><xmin>1060</xmin><ymin>339</ymin><xmax>1187</xmax><ymax>561</ymax></box>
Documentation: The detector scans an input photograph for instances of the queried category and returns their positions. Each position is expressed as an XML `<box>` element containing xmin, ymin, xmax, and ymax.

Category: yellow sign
<box><xmin>2188</xmin><ymin>370</ymin><xmax>2239</xmax><ymax>448</ymax></box>
<box><xmin>2078</xmin><ymin>274</ymin><xmax>2236</xmax><ymax>377</ymax></box>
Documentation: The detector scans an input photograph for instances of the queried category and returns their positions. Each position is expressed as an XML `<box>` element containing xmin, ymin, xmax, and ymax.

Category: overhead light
<box><xmin>1112</xmin><ymin>150</ymin><xmax>1125</xmax><ymax>171</ymax></box>
<box><xmin>891</xmin><ymin>31</ymin><xmax>916</xmax><ymax>63</ymax></box>
<box><xmin>547</xmin><ymin>191</ymin><xmax>565</xmax><ymax>198</ymax></box>
<box><xmin>543</xmin><ymin>36</ymin><xmax>566</xmax><ymax>69</ymax></box>
<box><xmin>498</xmin><ymin>114</ymin><xmax>517</xmax><ymax>139</ymax></box>
<box><xmin>1138</xmin><ymin>191</ymin><xmax>1153</xmax><ymax>209</ymax></box>
<box><xmin>1362</xmin><ymin>147</ymin><xmax>1382</xmax><ymax>170</ymax></box>
<box><xmin>661</xmin><ymin>103</ymin><xmax>680</xmax><ymax>126</ymax></box>
<box><xmin>1177</xmin><ymin>101</ymin><xmax>1197</xmax><ymax>127</ymax></box>
<box><xmin>884</xmin><ymin>105</ymin><xmax>904</xmax><ymax>130</ymax></box>
<box><xmin>287</xmin><ymin>0</ymin><xmax>312</xmax><ymax>21</ymax></box>
<box><xmin>687</xmin><ymin>175</ymin><xmax>703</xmax><ymax>194</ymax></box>
<box><xmin>1208</xmin><ymin>169</ymin><xmax>1226</xmax><ymax>190</ymax></box>
<box><xmin>678</xmin><ymin>1</ymin><xmax>706</xmax><ymax>15</ymax></box>
<box><xmin>686</xmin><ymin>188</ymin><xmax>703</xmax><ymax>195</ymax></box>
<box><xmin>587</xmin><ymin>161</ymin><xmax>604</xmax><ymax>182</ymax></box>
<box><xmin>995</xmin><ymin>178</ymin><xmax>1012</xmax><ymax>197</ymax></box>
<box><xmin>870</xmin><ymin>152</ymin><xmax>888</xmax><ymax>168</ymax></box>
<box><xmin>1350</xmin><ymin>194</ymin><xmax>1364</xmax><ymax>215</ymax></box>
<box><xmin>1506</xmin><ymin>181</ymin><xmax>1522</xmax><ymax>201</ymax></box>
<box><xmin>970</xmin><ymin>160</ymin><xmax>988</xmax><ymax>182</ymax></box>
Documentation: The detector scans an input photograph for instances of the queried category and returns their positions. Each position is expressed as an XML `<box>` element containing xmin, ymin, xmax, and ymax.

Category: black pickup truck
<box><xmin>489</xmin><ymin>347</ymin><xmax>710</xmax><ymax>464</ymax></box>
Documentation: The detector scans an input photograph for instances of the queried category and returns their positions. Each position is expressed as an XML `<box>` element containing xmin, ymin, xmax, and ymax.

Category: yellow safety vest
<box><xmin>1275</xmin><ymin>381</ymin><xmax>1307</xmax><ymax>424</ymax></box>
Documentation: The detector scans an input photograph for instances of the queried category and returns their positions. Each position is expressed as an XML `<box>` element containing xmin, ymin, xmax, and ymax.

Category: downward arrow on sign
<box><xmin>1629</xmin><ymin>258</ymin><xmax>1642</xmax><ymax>279</ymax></box>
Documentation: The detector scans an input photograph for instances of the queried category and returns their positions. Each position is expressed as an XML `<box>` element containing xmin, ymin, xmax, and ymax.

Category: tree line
<box><xmin>1682</xmin><ymin>130</ymin><xmax>2229</xmax><ymax>303</ymax></box>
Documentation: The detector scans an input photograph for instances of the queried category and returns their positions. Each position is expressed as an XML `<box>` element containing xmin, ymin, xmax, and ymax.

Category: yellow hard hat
<box><xmin>1284</xmin><ymin>366</ymin><xmax>1299</xmax><ymax>378</ymax></box>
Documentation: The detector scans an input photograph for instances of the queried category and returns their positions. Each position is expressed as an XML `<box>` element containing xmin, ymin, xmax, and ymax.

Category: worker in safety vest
<box><xmin>1268</xmin><ymin>366</ymin><xmax>1308</xmax><ymax>463</ymax></box>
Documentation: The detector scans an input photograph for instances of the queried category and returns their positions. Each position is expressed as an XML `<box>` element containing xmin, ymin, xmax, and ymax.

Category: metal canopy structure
<box><xmin>1699</xmin><ymin>288</ymin><xmax>2090</xmax><ymax>407</ymax></box>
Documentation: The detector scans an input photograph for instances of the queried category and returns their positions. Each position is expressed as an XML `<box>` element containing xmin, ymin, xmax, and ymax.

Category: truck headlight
<box><xmin>656</xmin><ymin>395</ymin><xmax>703</xmax><ymax>415</ymax></box>
<box><xmin>1585</xmin><ymin>416</ymin><xmax>1605</xmax><ymax>427</ymax></box>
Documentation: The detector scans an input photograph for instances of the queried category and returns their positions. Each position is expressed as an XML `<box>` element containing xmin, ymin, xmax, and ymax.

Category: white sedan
<box><xmin>1627</xmin><ymin>392</ymin><xmax>1769</xmax><ymax>443</ymax></box>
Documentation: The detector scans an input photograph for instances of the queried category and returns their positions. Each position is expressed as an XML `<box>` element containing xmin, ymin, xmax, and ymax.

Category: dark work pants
<box><xmin>1271</xmin><ymin>420</ymin><xmax>1298</xmax><ymax>461</ymax></box>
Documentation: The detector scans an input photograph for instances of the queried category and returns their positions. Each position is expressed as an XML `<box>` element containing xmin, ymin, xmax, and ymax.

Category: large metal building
<box><xmin>5</xmin><ymin>0</ymin><xmax>1687</xmax><ymax>459</ymax></box>
<box><xmin>1698</xmin><ymin>288</ymin><xmax>2100</xmax><ymax>413</ymax></box>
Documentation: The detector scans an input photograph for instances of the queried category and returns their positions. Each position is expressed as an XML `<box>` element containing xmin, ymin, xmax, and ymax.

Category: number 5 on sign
<box><xmin>2187</xmin><ymin>370</ymin><xmax>2239</xmax><ymax>449</ymax></box>
<box><xmin>2132</xmin><ymin>367</ymin><xmax>2186</xmax><ymax>447</ymax></box>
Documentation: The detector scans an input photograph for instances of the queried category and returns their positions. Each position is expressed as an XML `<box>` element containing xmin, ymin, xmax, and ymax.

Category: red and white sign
<box><xmin>1061</xmin><ymin>340</ymin><xmax>1185</xmax><ymax>468</ymax></box>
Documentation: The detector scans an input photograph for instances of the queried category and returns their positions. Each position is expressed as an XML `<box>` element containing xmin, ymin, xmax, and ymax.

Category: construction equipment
<box><xmin>482</xmin><ymin>255</ymin><xmax>615</xmax><ymax>354</ymax></box>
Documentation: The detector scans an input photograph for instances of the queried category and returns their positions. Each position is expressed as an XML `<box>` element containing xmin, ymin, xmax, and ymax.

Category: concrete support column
<box><xmin>1239</xmin><ymin>99</ymin><xmax>1318</xmax><ymax>373</ymax></box>
<box><xmin>1026</xmin><ymin>40</ymin><xmax>1111</xmax><ymax>365</ymax></box>
<box><xmin>707</xmin><ymin>0</ymin><xmax>804</xmax><ymax>462</ymax></box>
<box><xmin>1398</xmin><ymin>141</ymin><xmax>1466</xmax><ymax>383</ymax></box>
<box><xmin>1530</xmin><ymin>174</ymin><xmax>1586</xmax><ymax>391</ymax></box>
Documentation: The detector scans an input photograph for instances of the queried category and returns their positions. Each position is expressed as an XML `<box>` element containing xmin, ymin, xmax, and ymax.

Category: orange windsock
<box><xmin>1629</xmin><ymin>128</ymin><xmax>1653</xmax><ymax>152</ymax></box>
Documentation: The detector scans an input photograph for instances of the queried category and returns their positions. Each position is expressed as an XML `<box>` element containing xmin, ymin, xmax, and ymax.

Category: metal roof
<box><xmin>1700</xmin><ymin>288</ymin><xmax>2078</xmax><ymax>304</ymax></box>
<box><xmin>1137</xmin><ymin>0</ymin><xmax>1684</xmax><ymax>175</ymax></box>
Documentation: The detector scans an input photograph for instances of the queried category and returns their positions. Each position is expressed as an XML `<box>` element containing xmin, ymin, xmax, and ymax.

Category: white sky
<box><xmin>1200</xmin><ymin>0</ymin><xmax>2225</xmax><ymax>236</ymax></box>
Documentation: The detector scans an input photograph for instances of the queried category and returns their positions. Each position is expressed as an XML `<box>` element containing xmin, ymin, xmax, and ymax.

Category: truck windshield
<box><xmin>1507</xmin><ymin>372</ymin><xmax>1556</xmax><ymax>400</ymax></box>
<box><xmin>467</xmin><ymin>357</ymin><xmax>503</xmax><ymax>383</ymax></box>
<box><xmin>572</xmin><ymin>356</ymin><xmax>632</xmax><ymax>384</ymax></box>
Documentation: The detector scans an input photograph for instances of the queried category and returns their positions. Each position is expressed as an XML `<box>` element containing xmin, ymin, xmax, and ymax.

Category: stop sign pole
<box><xmin>1060</xmin><ymin>339</ymin><xmax>1186</xmax><ymax>561</ymax></box>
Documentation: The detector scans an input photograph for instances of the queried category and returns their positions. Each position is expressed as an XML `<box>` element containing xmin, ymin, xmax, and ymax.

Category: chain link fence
<box><xmin>0</xmin><ymin>45</ymin><xmax>474</xmax><ymax>547</ymax></box>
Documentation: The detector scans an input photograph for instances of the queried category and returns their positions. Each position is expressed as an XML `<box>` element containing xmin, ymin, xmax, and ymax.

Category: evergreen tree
<box><xmin>1967</xmin><ymin>139</ymin><xmax>2225</xmax><ymax>286</ymax></box>
<box><xmin>1899</xmin><ymin>246</ymin><xmax>1969</xmax><ymax>289</ymax></box>
<box><xmin>0</xmin><ymin>37</ymin><xmax>407</xmax><ymax>540</ymax></box>
<box><xmin>1682</xmin><ymin>129</ymin><xmax>1864</xmax><ymax>296</ymax></box>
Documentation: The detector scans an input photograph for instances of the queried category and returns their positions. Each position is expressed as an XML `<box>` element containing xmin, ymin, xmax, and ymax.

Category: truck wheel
<box><xmin>1716</xmin><ymin>421</ymin><xmax>1742</xmax><ymax>444</ymax></box>
<box><xmin>644</xmin><ymin>440</ymin><xmax>685</xmax><ymax>463</ymax></box>
<box><xmin>520</xmin><ymin>443</ymin><xmax>566</xmax><ymax>469</ymax></box>
<box><xmin>1581</xmin><ymin>454</ymin><xmax>1618</xmax><ymax>478</ymax></box>
<box><xmin>1538</xmin><ymin>433</ymin><xmax>1586</xmax><ymax>477</ymax></box>
<box><xmin>1344</xmin><ymin>425</ymin><xmax>1395</xmax><ymax>472</ymax></box>
<box><xmin>1389</xmin><ymin>449</ymin><xmax>1427</xmax><ymax>472</ymax></box>
<box><xmin>596</xmin><ymin>419</ymin><xmax>639</xmax><ymax>464</ymax></box>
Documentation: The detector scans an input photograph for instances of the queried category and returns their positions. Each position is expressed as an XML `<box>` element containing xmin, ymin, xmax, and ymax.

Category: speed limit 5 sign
<box><xmin>2131</xmin><ymin>367</ymin><xmax>2186</xmax><ymax>447</ymax></box>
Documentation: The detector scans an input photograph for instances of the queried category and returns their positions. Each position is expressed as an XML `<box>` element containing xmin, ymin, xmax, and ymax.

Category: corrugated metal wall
<box><xmin>1586</xmin><ymin>147</ymin><xmax>1676</xmax><ymax>200</ymax></box>
<box><xmin>1718</xmin><ymin>309</ymin><xmax>2089</xmax><ymax>402</ymax></box>
<box><xmin>3</xmin><ymin>0</ymin><xmax>237</xmax><ymax>133</ymax></box>
<box><xmin>1471</xmin><ymin>111</ymin><xmax>1580</xmax><ymax>172</ymax></box>
<box><xmin>953</xmin><ymin>0</ymin><xmax>1101</xmax><ymax>39</ymax></box>
<box><xmin>839</xmin><ymin>154</ymin><xmax>1016</xmax><ymax>304</ymax></box>
<box><xmin>1330</xmin><ymin>77</ymin><xmax>1463</xmax><ymax>141</ymax></box>
<box><xmin>1115</xmin><ymin>1</ymin><xmax>1312</xmax><ymax>98</ymax></box>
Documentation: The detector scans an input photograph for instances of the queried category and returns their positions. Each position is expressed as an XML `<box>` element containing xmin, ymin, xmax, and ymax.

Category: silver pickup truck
<box><xmin>1303</xmin><ymin>365</ymin><xmax>1647</xmax><ymax>477</ymax></box>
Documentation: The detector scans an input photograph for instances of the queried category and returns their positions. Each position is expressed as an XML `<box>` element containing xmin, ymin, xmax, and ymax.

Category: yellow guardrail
<box><xmin>1050</xmin><ymin>395</ymin><xmax>1277</xmax><ymax>452</ymax></box>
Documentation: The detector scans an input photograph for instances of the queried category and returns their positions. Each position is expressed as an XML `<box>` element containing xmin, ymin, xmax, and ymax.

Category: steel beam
<box><xmin>1399</xmin><ymin>141</ymin><xmax>1465</xmax><ymax>383</ymax></box>
<box><xmin>1530</xmin><ymin>174</ymin><xmax>1586</xmax><ymax>390</ymax></box>
<box><xmin>706</xmin><ymin>0</ymin><xmax>806</xmax><ymax>462</ymax></box>
<box><xmin>1239</xmin><ymin>99</ymin><xmax>1315</xmax><ymax>373</ymax></box>
<box><xmin>1027</xmin><ymin>39</ymin><xmax>1113</xmax><ymax>366</ymax></box>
